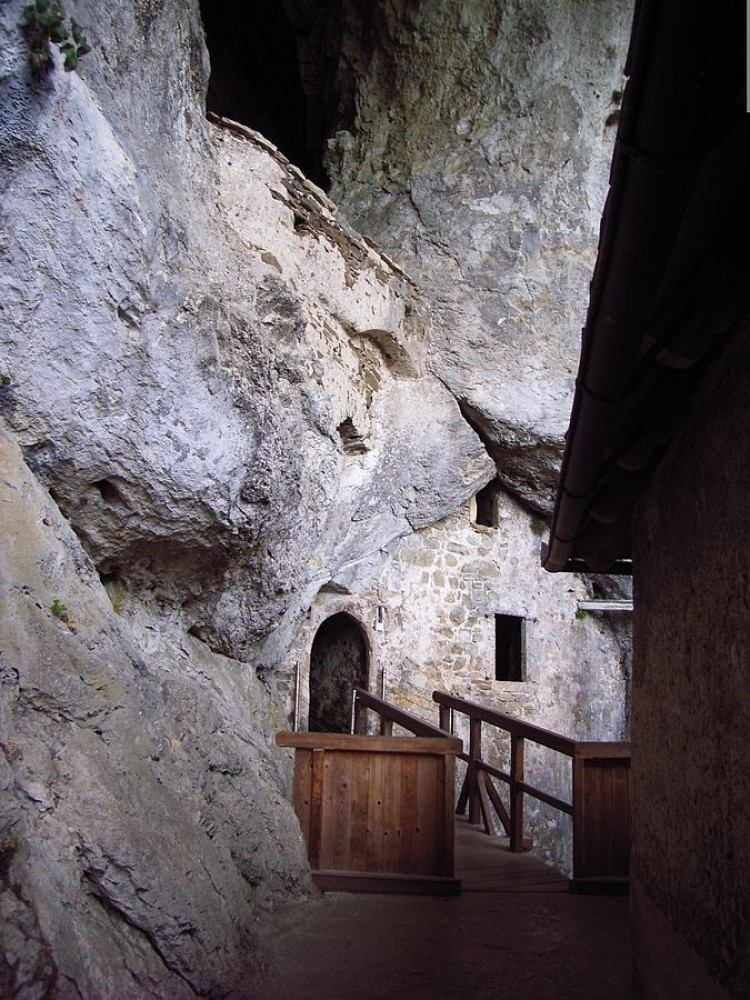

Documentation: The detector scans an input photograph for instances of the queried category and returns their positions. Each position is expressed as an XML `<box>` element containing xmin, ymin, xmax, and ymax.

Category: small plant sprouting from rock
<box><xmin>575</xmin><ymin>607</ymin><xmax>589</xmax><ymax>621</ymax></box>
<box><xmin>59</xmin><ymin>17</ymin><xmax>90</xmax><ymax>70</ymax></box>
<box><xmin>51</xmin><ymin>598</ymin><xmax>77</xmax><ymax>632</ymax></box>
<box><xmin>19</xmin><ymin>0</ymin><xmax>66</xmax><ymax>74</ymax></box>
<box><xmin>20</xmin><ymin>0</ymin><xmax>91</xmax><ymax>77</ymax></box>
<box><xmin>531</xmin><ymin>517</ymin><xmax>548</xmax><ymax>537</ymax></box>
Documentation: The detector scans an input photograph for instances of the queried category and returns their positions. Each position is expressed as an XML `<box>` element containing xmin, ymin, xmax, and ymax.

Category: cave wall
<box><xmin>0</xmin><ymin>0</ymin><xmax>632</xmax><ymax>992</ymax></box>
<box><xmin>0</xmin><ymin>0</ymin><xmax>490</xmax><ymax>993</ymax></box>
<box><xmin>327</xmin><ymin>0</ymin><xmax>633</xmax><ymax>509</ymax></box>
<box><xmin>0</xmin><ymin>424</ymin><xmax>306</xmax><ymax>998</ymax></box>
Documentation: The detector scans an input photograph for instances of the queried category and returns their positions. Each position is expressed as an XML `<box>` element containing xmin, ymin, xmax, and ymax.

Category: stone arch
<box><xmin>308</xmin><ymin>611</ymin><xmax>369</xmax><ymax>733</ymax></box>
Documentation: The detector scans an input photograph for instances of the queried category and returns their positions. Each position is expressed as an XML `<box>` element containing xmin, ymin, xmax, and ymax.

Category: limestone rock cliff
<box><xmin>327</xmin><ymin>0</ymin><xmax>631</xmax><ymax>509</ymax></box>
<box><xmin>0</xmin><ymin>0</ymin><xmax>630</xmax><ymax>993</ymax></box>
<box><xmin>0</xmin><ymin>0</ymin><xmax>491</xmax><ymax>992</ymax></box>
<box><xmin>1</xmin><ymin>425</ymin><xmax>307</xmax><ymax>998</ymax></box>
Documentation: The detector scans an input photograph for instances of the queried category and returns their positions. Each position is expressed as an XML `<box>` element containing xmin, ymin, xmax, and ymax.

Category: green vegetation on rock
<box><xmin>20</xmin><ymin>0</ymin><xmax>90</xmax><ymax>76</ymax></box>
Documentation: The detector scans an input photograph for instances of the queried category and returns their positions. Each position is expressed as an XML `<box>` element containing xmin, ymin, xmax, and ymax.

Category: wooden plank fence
<box><xmin>276</xmin><ymin>730</ymin><xmax>462</xmax><ymax>894</ymax></box>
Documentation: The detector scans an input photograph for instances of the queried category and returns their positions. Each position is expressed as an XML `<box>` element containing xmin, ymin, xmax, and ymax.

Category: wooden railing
<box><xmin>353</xmin><ymin>688</ymin><xmax>453</xmax><ymax>739</ymax></box>
<box><xmin>276</xmin><ymin>731</ymin><xmax>462</xmax><ymax>894</ymax></box>
<box><xmin>433</xmin><ymin>691</ymin><xmax>631</xmax><ymax>893</ymax></box>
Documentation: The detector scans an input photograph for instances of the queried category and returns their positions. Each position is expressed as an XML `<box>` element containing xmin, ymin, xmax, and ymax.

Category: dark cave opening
<box><xmin>309</xmin><ymin>612</ymin><xmax>369</xmax><ymax>733</ymax></box>
<box><xmin>199</xmin><ymin>0</ymin><xmax>342</xmax><ymax>189</ymax></box>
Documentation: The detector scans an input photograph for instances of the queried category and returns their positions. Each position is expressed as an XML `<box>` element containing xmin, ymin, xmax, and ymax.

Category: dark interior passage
<box><xmin>495</xmin><ymin>613</ymin><xmax>524</xmax><ymax>682</ymax></box>
<box><xmin>199</xmin><ymin>0</ymin><xmax>337</xmax><ymax>187</ymax></box>
<box><xmin>309</xmin><ymin>612</ymin><xmax>368</xmax><ymax>733</ymax></box>
<box><xmin>474</xmin><ymin>479</ymin><xmax>500</xmax><ymax>527</ymax></box>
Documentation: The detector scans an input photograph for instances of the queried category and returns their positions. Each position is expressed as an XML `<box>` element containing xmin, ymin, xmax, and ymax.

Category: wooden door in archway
<box><xmin>309</xmin><ymin>613</ymin><xmax>368</xmax><ymax>733</ymax></box>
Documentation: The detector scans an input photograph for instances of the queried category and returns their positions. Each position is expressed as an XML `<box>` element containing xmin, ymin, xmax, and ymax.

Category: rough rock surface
<box><xmin>0</xmin><ymin>423</ymin><xmax>308</xmax><ymax>998</ymax></box>
<box><xmin>0</xmin><ymin>0</ymin><xmax>492</xmax><ymax>992</ymax></box>
<box><xmin>328</xmin><ymin>0</ymin><xmax>632</xmax><ymax>509</ymax></box>
<box><xmin>0</xmin><ymin>0</ymin><xmax>490</xmax><ymax>662</ymax></box>
<box><xmin>0</xmin><ymin>0</ymin><xmax>631</xmax><ymax>993</ymax></box>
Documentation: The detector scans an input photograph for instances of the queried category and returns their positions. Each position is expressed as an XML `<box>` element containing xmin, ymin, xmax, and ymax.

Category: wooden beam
<box><xmin>277</xmin><ymin>732</ymin><xmax>462</xmax><ymax>754</ymax></box>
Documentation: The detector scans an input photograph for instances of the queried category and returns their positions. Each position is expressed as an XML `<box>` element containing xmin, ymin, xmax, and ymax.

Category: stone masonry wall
<box><xmin>283</xmin><ymin>487</ymin><xmax>630</xmax><ymax>873</ymax></box>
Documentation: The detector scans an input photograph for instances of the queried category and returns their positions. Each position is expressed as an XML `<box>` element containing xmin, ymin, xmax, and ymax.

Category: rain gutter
<box><xmin>544</xmin><ymin>0</ymin><xmax>745</xmax><ymax>572</ymax></box>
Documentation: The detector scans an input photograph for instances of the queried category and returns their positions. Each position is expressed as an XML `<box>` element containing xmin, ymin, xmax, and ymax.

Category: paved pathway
<box><xmin>261</xmin><ymin>819</ymin><xmax>634</xmax><ymax>999</ymax></box>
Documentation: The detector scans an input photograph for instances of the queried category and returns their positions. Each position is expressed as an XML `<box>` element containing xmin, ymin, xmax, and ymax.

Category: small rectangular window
<box><xmin>474</xmin><ymin>480</ymin><xmax>498</xmax><ymax>527</ymax></box>
<box><xmin>495</xmin><ymin>614</ymin><xmax>524</xmax><ymax>682</ymax></box>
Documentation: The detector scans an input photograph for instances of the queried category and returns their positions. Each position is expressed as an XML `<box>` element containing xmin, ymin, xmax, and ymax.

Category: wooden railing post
<box><xmin>439</xmin><ymin>704</ymin><xmax>451</xmax><ymax>733</ymax></box>
<box><xmin>308</xmin><ymin>748</ymin><xmax>325</xmax><ymax>870</ymax></box>
<box><xmin>572</xmin><ymin>753</ymin><xmax>584</xmax><ymax>881</ymax></box>
<box><xmin>570</xmin><ymin>745</ymin><xmax>631</xmax><ymax>891</ymax></box>
<box><xmin>469</xmin><ymin>717</ymin><xmax>482</xmax><ymax>825</ymax></box>
<box><xmin>509</xmin><ymin>734</ymin><xmax>525</xmax><ymax>852</ymax></box>
<box><xmin>352</xmin><ymin>690</ymin><xmax>364</xmax><ymax>734</ymax></box>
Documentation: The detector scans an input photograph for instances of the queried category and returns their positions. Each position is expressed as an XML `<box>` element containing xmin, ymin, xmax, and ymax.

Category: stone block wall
<box><xmin>282</xmin><ymin>487</ymin><xmax>630</xmax><ymax>873</ymax></box>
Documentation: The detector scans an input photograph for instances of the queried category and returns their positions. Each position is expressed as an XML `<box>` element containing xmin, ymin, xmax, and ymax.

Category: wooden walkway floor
<box><xmin>455</xmin><ymin>818</ymin><xmax>569</xmax><ymax>893</ymax></box>
<box><xmin>261</xmin><ymin>818</ymin><xmax>634</xmax><ymax>1000</ymax></box>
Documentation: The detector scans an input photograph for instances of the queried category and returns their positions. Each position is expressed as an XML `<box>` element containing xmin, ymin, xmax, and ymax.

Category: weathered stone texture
<box><xmin>0</xmin><ymin>423</ymin><xmax>311</xmax><ymax>998</ymax></box>
<box><xmin>0</xmin><ymin>0</ymin><xmax>491</xmax><ymax>991</ymax></box>
<box><xmin>1</xmin><ymin>0</ymin><xmax>489</xmax><ymax>665</ymax></box>
<box><xmin>0</xmin><ymin>0</ymin><xmax>632</xmax><ymax>990</ymax></box>
<box><xmin>328</xmin><ymin>0</ymin><xmax>632</xmax><ymax>509</ymax></box>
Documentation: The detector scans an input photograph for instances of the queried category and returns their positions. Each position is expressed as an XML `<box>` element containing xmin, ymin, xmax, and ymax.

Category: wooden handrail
<box><xmin>433</xmin><ymin>690</ymin><xmax>579</xmax><ymax>757</ymax></box>
<box><xmin>346</xmin><ymin>688</ymin><xmax>629</xmax><ymax>890</ymax></box>
<box><xmin>353</xmin><ymin>689</ymin><xmax>459</xmax><ymax>744</ymax></box>
<box><xmin>276</xmin><ymin>732</ymin><xmax>461</xmax><ymax>754</ymax></box>
<box><xmin>432</xmin><ymin>690</ymin><xmax>631</xmax><ymax>891</ymax></box>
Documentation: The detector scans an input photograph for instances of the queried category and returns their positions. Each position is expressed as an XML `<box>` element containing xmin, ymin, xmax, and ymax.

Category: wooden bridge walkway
<box><xmin>454</xmin><ymin>815</ymin><xmax>567</xmax><ymax>894</ymax></box>
<box><xmin>261</xmin><ymin>817</ymin><xmax>633</xmax><ymax>999</ymax></box>
<box><xmin>265</xmin><ymin>690</ymin><xmax>632</xmax><ymax>998</ymax></box>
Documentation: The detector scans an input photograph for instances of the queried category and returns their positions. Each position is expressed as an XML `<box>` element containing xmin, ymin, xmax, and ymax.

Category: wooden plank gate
<box><xmin>276</xmin><ymin>731</ymin><xmax>462</xmax><ymax>894</ymax></box>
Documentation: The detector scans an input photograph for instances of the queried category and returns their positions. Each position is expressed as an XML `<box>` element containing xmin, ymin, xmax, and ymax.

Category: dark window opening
<box><xmin>474</xmin><ymin>480</ymin><xmax>499</xmax><ymax>527</ymax></box>
<box><xmin>337</xmin><ymin>416</ymin><xmax>368</xmax><ymax>454</ymax></box>
<box><xmin>309</xmin><ymin>612</ymin><xmax>368</xmax><ymax>733</ymax></box>
<box><xmin>495</xmin><ymin>614</ymin><xmax>524</xmax><ymax>682</ymax></box>
<box><xmin>199</xmin><ymin>0</ymin><xmax>339</xmax><ymax>189</ymax></box>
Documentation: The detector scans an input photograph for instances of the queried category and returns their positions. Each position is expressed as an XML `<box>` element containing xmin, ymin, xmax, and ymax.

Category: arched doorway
<box><xmin>309</xmin><ymin>612</ymin><xmax>368</xmax><ymax>733</ymax></box>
